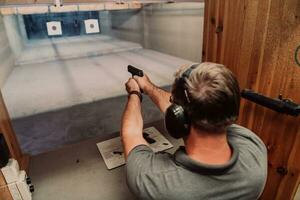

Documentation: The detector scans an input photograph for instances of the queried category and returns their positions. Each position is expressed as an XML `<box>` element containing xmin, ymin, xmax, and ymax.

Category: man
<box><xmin>121</xmin><ymin>62</ymin><xmax>267</xmax><ymax>200</ymax></box>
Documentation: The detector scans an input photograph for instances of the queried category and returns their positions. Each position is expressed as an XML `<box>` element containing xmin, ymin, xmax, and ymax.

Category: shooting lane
<box><xmin>203</xmin><ymin>0</ymin><xmax>300</xmax><ymax>199</ymax></box>
<box><xmin>0</xmin><ymin>2</ymin><xmax>202</xmax><ymax>155</ymax></box>
<box><xmin>0</xmin><ymin>1</ymin><xmax>203</xmax><ymax>199</ymax></box>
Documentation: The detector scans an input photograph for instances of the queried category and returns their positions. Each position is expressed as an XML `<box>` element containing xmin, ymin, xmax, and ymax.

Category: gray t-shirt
<box><xmin>126</xmin><ymin>124</ymin><xmax>268</xmax><ymax>200</ymax></box>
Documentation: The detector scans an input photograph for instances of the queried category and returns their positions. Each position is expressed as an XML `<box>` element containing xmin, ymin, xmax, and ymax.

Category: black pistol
<box><xmin>128</xmin><ymin>65</ymin><xmax>144</xmax><ymax>77</ymax></box>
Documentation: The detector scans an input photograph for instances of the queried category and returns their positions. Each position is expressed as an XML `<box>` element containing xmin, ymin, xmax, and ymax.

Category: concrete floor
<box><xmin>12</xmin><ymin>91</ymin><xmax>169</xmax><ymax>155</ymax></box>
<box><xmin>15</xmin><ymin>35</ymin><xmax>142</xmax><ymax>66</ymax></box>
<box><xmin>1</xmin><ymin>32</ymin><xmax>192</xmax><ymax>200</ymax></box>
<box><xmin>29</xmin><ymin>120</ymin><xmax>183</xmax><ymax>200</ymax></box>
<box><xmin>3</xmin><ymin>36</ymin><xmax>192</xmax><ymax>119</ymax></box>
<box><xmin>2</xmin><ymin>36</ymin><xmax>190</xmax><ymax>155</ymax></box>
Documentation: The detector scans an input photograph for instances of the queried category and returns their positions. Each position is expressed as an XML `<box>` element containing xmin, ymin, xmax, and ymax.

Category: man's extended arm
<box><xmin>134</xmin><ymin>75</ymin><xmax>171</xmax><ymax>113</ymax></box>
<box><xmin>121</xmin><ymin>79</ymin><xmax>148</xmax><ymax>159</ymax></box>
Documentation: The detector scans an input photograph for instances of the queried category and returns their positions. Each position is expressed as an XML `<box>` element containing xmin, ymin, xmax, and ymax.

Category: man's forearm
<box><xmin>121</xmin><ymin>95</ymin><xmax>147</xmax><ymax>159</ymax></box>
<box><xmin>146</xmin><ymin>84</ymin><xmax>171</xmax><ymax>113</ymax></box>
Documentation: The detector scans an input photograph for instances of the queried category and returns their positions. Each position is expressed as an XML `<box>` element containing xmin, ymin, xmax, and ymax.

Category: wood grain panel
<box><xmin>0</xmin><ymin>91</ymin><xmax>28</xmax><ymax>171</ymax></box>
<box><xmin>203</xmin><ymin>0</ymin><xmax>300</xmax><ymax>199</ymax></box>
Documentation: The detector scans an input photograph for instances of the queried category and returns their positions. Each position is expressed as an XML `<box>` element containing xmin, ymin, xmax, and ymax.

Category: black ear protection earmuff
<box><xmin>165</xmin><ymin>63</ymin><xmax>199</xmax><ymax>139</ymax></box>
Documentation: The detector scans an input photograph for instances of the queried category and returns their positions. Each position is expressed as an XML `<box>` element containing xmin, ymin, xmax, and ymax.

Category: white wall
<box><xmin>3</xmin><ymin>15</ymin><xmax>24</xmax><ymax>57</ymax></box>
<box><xmin>107</xmin><ymin>3</ymin><xmax>204</xmax><ymax>62</ymax></box>
<box><xmin>99</xmin><ymin>11</ymin><xmax>112</xmax><ymax>35</ymax></box>
<box><xmin>143</xmin><ymin>3</ymin><xmax>204</xmax><ymax>62</ymax></box>
<box><xmin>102</xmin><ymin>9</ymin><xmax>144</xmax><ymax>45</ymax></box>
<box><xmin>0</xmin><ymin>15</ymin><xmax>15</xmax><ymax>88</ymax></box>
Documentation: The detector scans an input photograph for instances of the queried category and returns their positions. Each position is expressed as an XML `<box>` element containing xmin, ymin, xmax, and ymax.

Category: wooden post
<box><xmin>0</xmin><ymin>90</ymin><xmax>28</xmax><ymax>170</ymax></box>
<box><xmin>0</xmin><ymin>90</ymin><xmax>28</xmax><ymax>198</ymax></box>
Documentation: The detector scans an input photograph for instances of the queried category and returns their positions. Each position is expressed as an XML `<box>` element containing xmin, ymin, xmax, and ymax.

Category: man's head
<box><xmin>171</xmin><ymin>62</ymin><xmax>240</xmax><ymax>133</ymax></box>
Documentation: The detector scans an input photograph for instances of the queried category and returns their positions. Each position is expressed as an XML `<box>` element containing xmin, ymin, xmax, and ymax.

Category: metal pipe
<box><xmin>241</xmin><ymin>89</ymin><xmax>300</xmax><ymax>116</ymax></box>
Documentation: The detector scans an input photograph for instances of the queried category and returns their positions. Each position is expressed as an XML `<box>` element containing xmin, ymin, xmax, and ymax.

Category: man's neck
<box><xmin>184</xmin><ymin>126</ymin><xmax>232</xmax><ymax>165</ymax></box>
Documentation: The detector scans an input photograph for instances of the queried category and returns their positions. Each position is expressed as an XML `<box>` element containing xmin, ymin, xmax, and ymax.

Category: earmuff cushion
<box><xmin>165</xmin><ymin>104</ymin><xmax>190</xmax><ymax>139</ymax></box>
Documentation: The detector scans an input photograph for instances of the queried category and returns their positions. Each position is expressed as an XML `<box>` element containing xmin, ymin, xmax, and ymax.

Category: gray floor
<box><xmin>3</xmin><ymin>36</ymin><xmax>192</xmax><ymax>119</ymax></box>
<box><xmin>1</xmin><ymin>35</ymin><xmax>190</xmax><ymax>155</ymax></box>
<box><xmin>1</xmin><ymin>35</ymin><xmax>188</xmax><ymax>199</ymax></box>
<box><xmin>2</xmin><ymin>35</ymin><xmax>189</xmax><ymax>156</ymax></box>
<box><xmin>29</xmin><ymin>120</ymin><xmax>183</xmax><ymax>200</ymax></box>
<box><xmin>12</xmin><ymin>87</ymin><xmax>170</xmax><ymax>155</ymax></box>
<box><xmin>15</xmin><ymin>35</ymin><xmax>142</xmax><ymax>66</ymax></box>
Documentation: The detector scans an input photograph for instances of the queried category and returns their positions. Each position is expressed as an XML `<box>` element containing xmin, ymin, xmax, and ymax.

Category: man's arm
<box><xmin>134</xmin><ymin>75</ymin><xmax>171</xmax><ymax>113</ymax></box>
<box><xmin>121</xmin><ymin>78</ymin><xmax>148</xmax><ymax>159</ymax></box>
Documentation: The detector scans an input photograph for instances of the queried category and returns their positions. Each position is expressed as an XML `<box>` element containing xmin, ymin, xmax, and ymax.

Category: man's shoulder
<box><xmin>126</xmin><ymin>145</ymin><xmax>184</xmax><ymax>199</ymax></box>
<box><xmin>227</xmin><ymin>124</ymin><xmax>266</xmax><ymax>151</ymax></box>
<box><xmin>227</xmin><ymin>124</ymin><xmax>268</xmax><ymax>182</ymax></box>
<box><xmin>227</xmin><ymin>124</ymin><xmax>257</xmax><ymax>137</ymax></box>
<box><xmin>127</xmin><ymin>144</ymin><xmax>178</xmax><ymax>173</ymax></box>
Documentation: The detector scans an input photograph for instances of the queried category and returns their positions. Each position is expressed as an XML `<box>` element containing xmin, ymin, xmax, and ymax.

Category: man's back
<box><xmin>126</xmin><ymin>124</ymin><xmax>267</xmax><ymax>200</ymax></box>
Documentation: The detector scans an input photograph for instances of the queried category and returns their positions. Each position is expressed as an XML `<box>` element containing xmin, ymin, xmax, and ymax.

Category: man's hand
<box><xmin>134</xmin><ymin>74</ymin><xmax>171</xmax><ymax>113</ymax></box>
<box><xmin>133</xmin><ymin>75</ymin><xmax>155</xmax><ymax>95</ymax></box>
<box><xmin>125</xmin><ymin>78</ymin><xmax>140</xmax><ymax>93</ymax></box>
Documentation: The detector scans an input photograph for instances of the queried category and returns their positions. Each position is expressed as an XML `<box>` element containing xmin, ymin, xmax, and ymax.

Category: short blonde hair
<box><xmin>171</xmin><ymin>62</ymin><xmax>240</xmax><ymax>133</ymax></box>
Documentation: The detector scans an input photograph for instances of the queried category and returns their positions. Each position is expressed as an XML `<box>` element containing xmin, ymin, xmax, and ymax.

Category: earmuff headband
<box><xmin>181</xmin><ymin>63</ymin><xmax>199</xmax><ymax>104</ymax></box>
<box><xmin>181</xmin><ymin>63</ymin><xmax>199</xmax><ymax>79</ymax></box>
<box><xmin>165</xmin><ymin>63</ymin><xmax>200</xmax><ymax>139</ymax></box>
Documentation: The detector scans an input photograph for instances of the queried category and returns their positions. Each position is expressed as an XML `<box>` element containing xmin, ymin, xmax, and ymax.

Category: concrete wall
<box><xmin>99</xmin><ymin>11</ymin><xmax>112</xmax><ymax>35</ymax></box>
<box><xmin>0</xmin><ymin>15</ymin><xmax>15</xmax><ymax>88</ymax></box>
<box><xmin>104</xmin><ymin>9</ymin><xmax>144</xmax><ymax>44</ymax></box>
<box><xmin>106</xmin><ymin>3</ymin><xmax>204</xmax><ymax>62</ymax></box>
<box><xmin>2</xmin><ymin>15</ymin><xmax>24</xmax><ymax>57</ymax></box>
<box><xmin>143</xmin><ymin>3</ymin><xmax>204</xmax><ymax>62</ymax></box>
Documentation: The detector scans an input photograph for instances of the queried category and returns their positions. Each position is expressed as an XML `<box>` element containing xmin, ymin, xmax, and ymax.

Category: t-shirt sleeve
<box><xmin>126</xmin><ymin>145</ymin><xmax>155</xmax><ymax>197</ymax></box>
<box><xmin>125</xmin><ymin>145</ymin><xmax>175</xmax><ymax>199</ymax></box>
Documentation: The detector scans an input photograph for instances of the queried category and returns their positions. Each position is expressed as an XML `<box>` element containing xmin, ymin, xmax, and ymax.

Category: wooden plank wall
<box><xmin>203</xmin><ymin>0</ymin><xmax>300</xmax><ymax>199</ymax></box>
<box><xmin>0</xmin><ymin>91</ymin><xmax>27</xmax><ymax>169</ymax></box>
<box><xmin>0</xmin><ymin>91</ymin><xmax>28</xmax><ymax>199</ymax></box>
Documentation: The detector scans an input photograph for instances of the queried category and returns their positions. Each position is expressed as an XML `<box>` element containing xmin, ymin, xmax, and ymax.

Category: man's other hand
<box><xmin>125</xmin><ymin>78</ymin><xmax>140</xmax><ymax>93</ymax></box>
<box><xmin>133</xmin><ymin>74</ymin><xmax>155</xmax><ymax>95</ymax></box>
